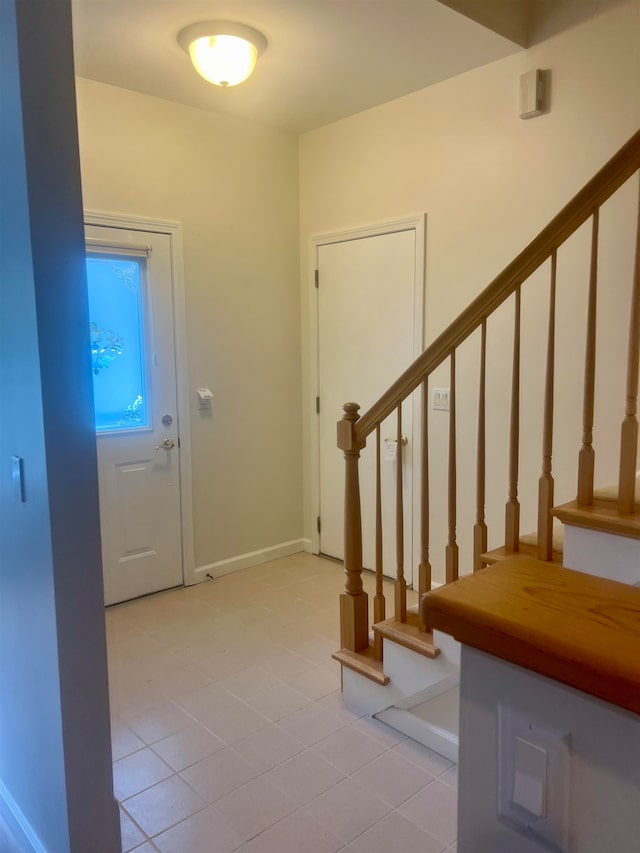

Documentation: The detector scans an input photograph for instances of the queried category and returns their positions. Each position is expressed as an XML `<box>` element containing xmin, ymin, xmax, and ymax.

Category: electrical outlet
<box><xmin>433</xmin><ymin>388</ymin><xmax>450</xmax><ymax>411</ymax></box>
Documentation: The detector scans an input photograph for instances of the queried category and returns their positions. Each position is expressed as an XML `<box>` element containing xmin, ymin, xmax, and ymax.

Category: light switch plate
<box><xmin>196</xmin><ymin>387</ymin><xmax>214</xmax><ymax>410</ymax></box>
<box><xmin>513</xmin><ymin>737</ymin><xmax>547</xmax><ymax>816</ymax></box>
<box><xmin>498</xmin><ymin>704</ymin><xmax>571</xmax><ymax>851</ymax></box>
<box><xmin>433</xmin><ymin>388</ymin><xmax>450</xmax><ymax>411</ymax></box>
<box><xmin>11</xmin><ymin>455</ymin><xmax>25</xmax><ymax>502</ymax></box>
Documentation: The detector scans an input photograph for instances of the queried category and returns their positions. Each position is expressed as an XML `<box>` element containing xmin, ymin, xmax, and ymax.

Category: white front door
<box><xmin>85</xmin><ymin>223</ymin><xmax>183</xmax><ymax>605</ymax></box>
<box><xmin>316</xmin><ymin>222</ymin><xmax>424</xmax><ymax>584</ymax></box>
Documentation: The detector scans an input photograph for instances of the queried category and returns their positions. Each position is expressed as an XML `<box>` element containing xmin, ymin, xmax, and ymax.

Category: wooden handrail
<box><xmin>354</xmin><ymin>131</ymin><xmax>640</xmax><ymax>443</ymax></box>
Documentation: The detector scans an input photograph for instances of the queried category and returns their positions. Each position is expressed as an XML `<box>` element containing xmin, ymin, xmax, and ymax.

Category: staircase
<box><xmin>332</xmin><ymin>130</ymin><xmax>640</xmax><ymax>759</ymax></box>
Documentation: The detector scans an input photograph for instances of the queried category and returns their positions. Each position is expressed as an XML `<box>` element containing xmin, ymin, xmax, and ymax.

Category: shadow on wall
<box><xmin>529</xmin><ymin>0</ymin><xmax>632</xmax><ymax>45</ymax></box>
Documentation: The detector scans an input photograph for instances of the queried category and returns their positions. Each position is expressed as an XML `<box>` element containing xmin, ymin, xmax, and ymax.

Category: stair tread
<box><xmin>593</xmin><ymin>471</ymin><xmax>640</xmax><ymax>503</ymax></box>
<box><xmin>332</xmin><ymin>646</ymin><xmax>389</xmax><ymax>685</ymax></box>
<box><xmin>372</xmin><ymin>612</ymin><xmax>440</xmax><ymax>659</ymax></box>
<box><xmin>553</xmin><ymin>499</ymin><xmax>640</xmax><ymax>541</ymax></box>
<box><xmin>519</xmin><ymin>516</ymin><xmax>565</xmax><ymax>552</ymax></box>
<box><xmin>422</xmin><ymin>555</ymin><xmax>640</xmax><ymax>716</ymax></box>
<box><xmin>482</xmin><ymin>540</ymin><xmax>563</xmax><ymax>565</ymax></box>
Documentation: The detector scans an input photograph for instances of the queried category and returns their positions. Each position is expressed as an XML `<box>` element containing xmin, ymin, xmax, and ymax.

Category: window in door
<box><xmin>86</xmin><ymin>255</ymin><xmax>149</xmax><ymax>432</ymax></box>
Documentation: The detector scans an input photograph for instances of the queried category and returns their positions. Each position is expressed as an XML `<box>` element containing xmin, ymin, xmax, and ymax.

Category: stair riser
<box><xmin>563</xmin><ymin>525</ymin><xmax>640</xmax><ymax>585</ymax></box>
<box><xmin>342</xmin><ymin>631</ymin><xmax>460</xmax><ymax>715</ymax></box>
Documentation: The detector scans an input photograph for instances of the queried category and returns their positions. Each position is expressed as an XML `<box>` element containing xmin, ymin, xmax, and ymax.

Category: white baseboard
<box><xmin>193</xmin><ymin>538</ymin><xmax>305</xmax><ymax>581</ymax></box>
<box><xmin>0</xmin><ymin>779</ymin><xmax>47</xmax><ymax>853</ymax></box>
<box><xmin>302</xmin><ymin>538</ymin><xmax>314</xmax><ymax>553</ymax></box>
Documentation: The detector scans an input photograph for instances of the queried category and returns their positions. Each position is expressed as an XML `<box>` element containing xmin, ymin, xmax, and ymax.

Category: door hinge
<box><xmin>316</xmin><ymin>396</ymin><xmax>320</xmax><ymax>414</ymax></box>
<box><xmin>314</xmin><ymin>269</ymin><xmax>319</xmax><ymax>289</ymax></box>
<box><xmin>316</xmin><ymin>516</ymin><xmax>321</xmax><ymax>534</ymax></box>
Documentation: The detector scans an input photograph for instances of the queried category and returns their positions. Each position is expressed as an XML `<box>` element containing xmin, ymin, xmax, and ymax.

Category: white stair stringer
<box><xmin>375</xmin><ymin>673</ymin><xmax>460</xmax><ymax>763</ymax></box>
<box><xmin>341</xmin><ymin>627</ymin><xmax>460</xmax><ymax>717</ymax></box>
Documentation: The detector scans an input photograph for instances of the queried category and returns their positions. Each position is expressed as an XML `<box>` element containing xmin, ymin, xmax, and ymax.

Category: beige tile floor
<box><xmin>108</xmin><ymin>553</ymin><xmax>458</xmax><ymax>853</ymax></box>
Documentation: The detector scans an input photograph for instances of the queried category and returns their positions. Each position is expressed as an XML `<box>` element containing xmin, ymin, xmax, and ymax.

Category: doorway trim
<box><xmin>84</xmin><ymin>210</ymin><xmax>195</xmax><ymax>587</ymax></box>
<box><xmin>309</xmin><ymin>214</ymin><xmax>426</xmax><ymax>566</ymax></box>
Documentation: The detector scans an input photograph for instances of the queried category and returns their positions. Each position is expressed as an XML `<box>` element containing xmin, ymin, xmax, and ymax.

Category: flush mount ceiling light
<box><xmin>177</xmin><ymin>21</ymin><xmax>267</xmax><ymax>88</ymax></box>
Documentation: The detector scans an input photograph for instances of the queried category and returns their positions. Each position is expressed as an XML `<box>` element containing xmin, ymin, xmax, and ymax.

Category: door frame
<box><xmin>84</xmin><ymin>210</ymin><xmax>195</xmax><ymax>588</ymax></box>
<box><xmin>309</xmin><ymin>214</ymin><xmax>426</xmax><ymax>579</ymax></box>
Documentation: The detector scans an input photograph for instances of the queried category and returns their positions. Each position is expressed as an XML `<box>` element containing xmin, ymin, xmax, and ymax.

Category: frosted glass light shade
<box><xmin>178</xmin><ymin>22</ymin><xmax>267</xmax><ymax>88</ymax></box>
<box><xmin>189</xmin><ymin>35</ymin><xmax>257</xmax><ymax>87</ymax></box>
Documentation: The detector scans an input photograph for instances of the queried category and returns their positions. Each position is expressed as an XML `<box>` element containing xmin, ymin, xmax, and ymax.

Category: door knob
<box><xmin>385</xmin><ymin>435</ymin><xmax>408</xmax><ymax>445</ymax></box>
<box><xmin>156</xmin><ymin>438</ymin><xmax>176</xmax><ymax>450</ymax></box>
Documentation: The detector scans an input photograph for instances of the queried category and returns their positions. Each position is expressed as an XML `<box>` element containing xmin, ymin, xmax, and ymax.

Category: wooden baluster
<box><xmin>505</xmin><ymin>285</ymin><xmax>521</xmax><ymax>552</ymax></box>
<box><xmin>538</xmin><ymin>252</ymin><xmax>557</xmax><ymax>560</ymax></box>
<box><xmin>446</xmin><ymin>352</ymin><xmax>459</xmax><ymax>584</ymax></box>
<box><xmin>578</xmin><ymin>209</ymin><xmax>600</xmax><ymax>505</ymax></box>
<box><xmin>373</xmin><ymin>425</ymin><xmax>385</xmax><ymax>659</ymax></box>
<box><xmin>418</xmin><ymin>378</ymin><xmax>432</xmax><ymax>630</ymax></box>
<box><xmin>618</xmin><ymin>187</ymin><xmax>640</xmax><ymax>513</ymax></box>
<box><xmin>337</xmin><ymin>403</ymin><xmax>368</xmax><ymax>652</ymax></box>
<box><xmin>473</xmin><ymin>320</ymin><xmax>488</xmax><ymax>572</ymax></box>
<box><xmin>395</xmin><ymin>405</ymin><xmax>407</xmax><ymax>622</ymax></box>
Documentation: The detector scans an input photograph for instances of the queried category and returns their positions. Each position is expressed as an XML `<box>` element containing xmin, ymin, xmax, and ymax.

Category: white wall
<box><xmin>458</xmin><ymin>646</ymin><xmax>640</xmax><ymax>852</ymax></box>
<box><xmin>76</xmin><ymin>79</ymin><xmax>303</xmax><ymax>575</ymax></box>
<box><xmin>1</xmin><ymin>3</ymin><xmax>118</xmax><ymax>850</ymax></box>
<box><xmin>299</xmin><ymin>0</ymin><xmax>640</xmax><ymax>583</ymax></box>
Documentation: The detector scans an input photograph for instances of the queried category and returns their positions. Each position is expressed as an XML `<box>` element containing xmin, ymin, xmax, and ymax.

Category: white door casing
<box><xmin>85</xmin><ymin>214</ymin><xmax>194</xmax><ymax>604</ymax></box>
<box><xmin>312</xmin><ymin>216</ymin><xmax>425</xmax><ymax>585</ymax></box>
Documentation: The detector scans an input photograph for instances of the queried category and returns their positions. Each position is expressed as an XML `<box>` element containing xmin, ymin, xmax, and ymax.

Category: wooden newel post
<box><xmin>337</xmin><ymin>402</ymin><xmax>369</xmax><ymax>652</ymax></box>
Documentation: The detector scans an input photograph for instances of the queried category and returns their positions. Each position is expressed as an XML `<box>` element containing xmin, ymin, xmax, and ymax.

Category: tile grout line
<box><xmin>107</xmin><ymin>554</ymin><xmax>457</xmax><ymax>851</ymax></box>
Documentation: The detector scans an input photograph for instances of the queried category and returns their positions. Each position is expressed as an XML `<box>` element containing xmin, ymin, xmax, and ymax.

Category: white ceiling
<box><xmin>71</xmin><ymin>0</ymin><xmax>525</xmax><ymax>133</ymax></box>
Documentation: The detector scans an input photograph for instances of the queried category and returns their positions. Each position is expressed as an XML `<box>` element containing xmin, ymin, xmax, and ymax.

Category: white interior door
<box><xmin>85</xmin><ymin>224</ymin><xmax>183</xmax><ymax>605</ymax></box>
<box><xmin>317</xmin><ymin>226</ymin><xmax>422</xmax><ymax>583</ymax></box>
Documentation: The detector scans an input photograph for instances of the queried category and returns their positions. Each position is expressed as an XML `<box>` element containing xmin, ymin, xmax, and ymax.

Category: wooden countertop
<box><xmin>421</xmin><ymin>556</ymin><xmax>640</xmax><ymax>715</ymax></box>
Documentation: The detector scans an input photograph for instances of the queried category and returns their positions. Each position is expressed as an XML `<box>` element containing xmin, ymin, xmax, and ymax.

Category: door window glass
<box><xmin>86</xmin><ymin>255</ymin><xmax>149</xmax><ymax>431</ymax></box>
